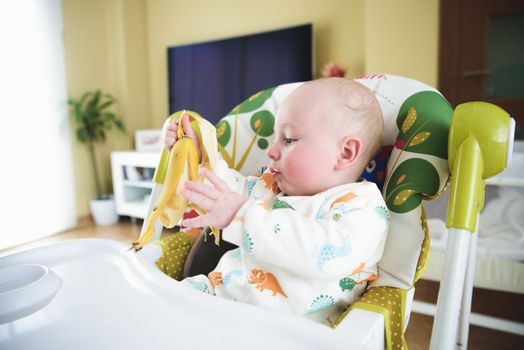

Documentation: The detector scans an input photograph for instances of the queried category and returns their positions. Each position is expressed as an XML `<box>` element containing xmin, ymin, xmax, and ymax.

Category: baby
<box><xmin>163</xmin><ymin>77</ymin><xmax>388</xmax><ymax>323</ymax></box>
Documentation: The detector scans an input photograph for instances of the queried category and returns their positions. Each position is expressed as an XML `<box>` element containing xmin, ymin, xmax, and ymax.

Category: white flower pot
<box><xmin>90</xmin><ymin>195</ymin><xmax>119</xmax><ymax>225</ymax></box>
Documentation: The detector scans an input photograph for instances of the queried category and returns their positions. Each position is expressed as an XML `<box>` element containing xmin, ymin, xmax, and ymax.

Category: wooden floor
<box><xmin>1</xmin><ymin>217</ymin><xmax>523</xmax><ymax>349</ymax></box>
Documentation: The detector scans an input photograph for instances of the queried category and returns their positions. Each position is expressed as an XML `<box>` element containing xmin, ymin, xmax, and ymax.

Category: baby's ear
<box><xmin>335</xmin><ymin>136</ymin><xmax>361</xmax><ymax>170</ymax></box>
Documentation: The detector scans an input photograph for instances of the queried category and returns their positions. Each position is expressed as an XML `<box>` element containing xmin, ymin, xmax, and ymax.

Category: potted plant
<box><xmin>68</xmin><ymin>90</ymin><xmax>125</xmax><ymax>225</ymax></box>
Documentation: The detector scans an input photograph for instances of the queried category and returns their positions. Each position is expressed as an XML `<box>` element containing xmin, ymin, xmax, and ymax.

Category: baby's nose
<box><xmin>267</xmin><ymin>142</ymin><xmax>280</xmax><ymax>160</ymax></box>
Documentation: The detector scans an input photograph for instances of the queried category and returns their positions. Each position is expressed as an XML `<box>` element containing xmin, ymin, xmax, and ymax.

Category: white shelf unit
<box><xmin>111</xmin><ymin>151</ymin><xmax>161</xmax><ymax>219</ymax></box>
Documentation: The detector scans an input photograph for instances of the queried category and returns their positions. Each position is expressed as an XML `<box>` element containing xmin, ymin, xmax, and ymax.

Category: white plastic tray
<box><xmin>0</xmin><ymin>239</ymin><xmax>370</xmax><ymax>350</ymax></box>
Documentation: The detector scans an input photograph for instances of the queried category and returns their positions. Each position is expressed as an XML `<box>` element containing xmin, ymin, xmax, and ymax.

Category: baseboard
<box><xmin>76</xmin><ymin>215</ymin><xmax>94</xmax><ymax>228</ymax></box>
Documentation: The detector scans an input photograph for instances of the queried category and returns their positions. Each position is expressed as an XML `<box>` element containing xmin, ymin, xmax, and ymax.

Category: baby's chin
<box><xmin>277</xmin><ymin>182</ymin><xmax>317</xmax><ymax>197</ymax></box>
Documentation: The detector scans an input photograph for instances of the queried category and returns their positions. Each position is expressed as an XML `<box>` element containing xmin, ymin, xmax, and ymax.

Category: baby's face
<box><xmin>266</xmin><ymin>87</ymin><xmax>343</xmax><ymax>196</ymax></box>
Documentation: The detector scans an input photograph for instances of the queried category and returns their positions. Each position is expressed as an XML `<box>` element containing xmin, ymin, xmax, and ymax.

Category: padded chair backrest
<box><xmin>215</xmin><ymin>74</ymin><xmax>453</xmax><ymax>290</ymax></box>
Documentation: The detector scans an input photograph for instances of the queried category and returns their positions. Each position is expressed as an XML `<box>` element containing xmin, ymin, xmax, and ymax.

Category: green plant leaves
<box><xmin>68</xmin><ymin>89</ymin><xmax>126</xmax><ymax>197</ymax></box>
<box><xmin>68</xmin><ymin>90</ymin><xmax>125</xmax><ymax>144</ymax></box>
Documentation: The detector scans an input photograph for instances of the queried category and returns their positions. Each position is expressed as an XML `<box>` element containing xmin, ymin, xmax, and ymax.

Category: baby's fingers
<box><xmin>182</xmin><ymin>114</ymin><xmax>195</xmax><ymax>137</ymax></box>
<box><xmin>181</xmin><ymin>114</ymin><xmax>202</xmax><ymax>162</ymax></box>
<box><xmin>180</xmin><ymin>186</ymin><xmax>214</xmax><ymax>212</ymax></box>
<box><xmin>182</xmin><ymin>213</ymin><xmax>213</xmax><ymax>228</ymax></box>
<box><xmin>164</xmin><ymin>121</ymin><xmax>178</xmax><ymax>151</ymax></box>
<box><xmin>184</xmin><ymin>180</ymin><xmax>220</xmax><ymax>200</ymax></box>
<box><xmin>201</xmin><ymin>168</ymin><xmax>229</xmax><ymax>191</ymax></box>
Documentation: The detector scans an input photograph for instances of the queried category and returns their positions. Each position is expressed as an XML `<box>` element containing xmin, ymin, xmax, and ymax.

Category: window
<box><xmin>0</xmin><ymin>0</ymin><xmax>75</xmax><ymax>250</ymax></box>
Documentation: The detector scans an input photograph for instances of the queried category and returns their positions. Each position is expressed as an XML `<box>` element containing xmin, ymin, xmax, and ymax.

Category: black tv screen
<box><xmin>167</xmin><ymin>24</ymin><xmax>313</xmax><ymax>125</ymax></box>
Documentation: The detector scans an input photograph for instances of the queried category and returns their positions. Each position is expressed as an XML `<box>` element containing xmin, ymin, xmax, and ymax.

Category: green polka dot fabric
<box><xmin>155</xmin><ymin>232</ymin><xmax>197</xmax><ymax>280</ymax></box>
<box><xmin>212</xmin><ymin>74</ymin><xmax>453</xmax><ymax>349</ymax></box>
<box><xmin>339</xmin><ymin>287</ymin><xmax>408</xmax><ymax>350</ymax></box>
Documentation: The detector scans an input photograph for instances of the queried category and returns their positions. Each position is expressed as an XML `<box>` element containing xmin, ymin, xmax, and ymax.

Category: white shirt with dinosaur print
<box><xmin>181</xmin><ymin>161</ymin><xmax>389</xmax><ymax>324</ymax></box>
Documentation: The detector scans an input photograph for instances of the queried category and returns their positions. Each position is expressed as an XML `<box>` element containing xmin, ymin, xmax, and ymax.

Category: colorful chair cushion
<box><xmin>216</xmin><ymin>74</ymin><xmax>452</xmax><ymax>289</ymax></box>
<box><xmin>214</xmin><ymin>74</ymin><xmax>453</xmax><ymax>349</ymax></box>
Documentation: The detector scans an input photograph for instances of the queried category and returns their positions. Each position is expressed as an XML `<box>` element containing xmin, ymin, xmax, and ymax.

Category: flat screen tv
<box><xmin>167</xmin><ymin>24</ymin><xmax>313</xmax><ymax>125</ymax></box>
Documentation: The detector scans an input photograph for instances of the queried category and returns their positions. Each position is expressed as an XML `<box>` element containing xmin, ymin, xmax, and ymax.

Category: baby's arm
<box><xmin>223</xmin><ymin>188</ymin><xmax>388</xmax><ymax>279</ymax></box>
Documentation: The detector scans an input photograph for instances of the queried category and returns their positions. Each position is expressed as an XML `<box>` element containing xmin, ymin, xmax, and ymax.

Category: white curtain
<box><xmin>0</xmin><ymin>0</ymin><xmax>75</xmax><ymax>250</ymax></box>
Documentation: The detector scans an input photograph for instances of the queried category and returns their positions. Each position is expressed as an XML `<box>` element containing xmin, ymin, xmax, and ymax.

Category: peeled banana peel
<box><xmin>132</xmin><ymin>110</ymin><xmax>221</xmax><ymax>251</ymax></box>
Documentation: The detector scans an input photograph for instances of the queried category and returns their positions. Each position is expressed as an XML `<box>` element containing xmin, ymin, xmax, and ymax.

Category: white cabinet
<box><xmin>111</xmin><ymin>151</ymin><xmax>160</xmax><ymax>219</ymax></box>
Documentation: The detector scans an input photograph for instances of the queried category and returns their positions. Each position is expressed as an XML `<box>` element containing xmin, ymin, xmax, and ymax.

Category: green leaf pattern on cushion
<box><xmin>385</xmin><ymin>158</ymin><xmax>440</xmax><ymax>213</ymax></box>
<box><xmin>216</xmin><ymin>119</ymin><xmax>231</xmax><ymax>147</ymax></box>
<box><xmin>234</xmin><ymin>109</ymin><xmax>275</xmax><ymax>171</ymax></box>
<box><xmin>257</xmin><ymin>138</ymin><xmax>269</xmax><ymax>149</ymax></box>
<box><xmin>227</xmin><ymin>87</ymin><xmax>277</xmax><ymax>115</ymax></box>
<box><xmin>384</xmin><ymin>90</ymin><xmax>453</xmax><ymax>214</ymax></box>
<box><xmin>217</xmin><ymin>86</ymin><xmax>277</xmax><ymax>171</ymax></box>
<box><xmin>250</xmin><ymin>110</ymin><xmax>275</xmax><ymax>137</ymax></box>
<box><xmin>395</xmin><ymin>91</ymin><xmax>452</xmax><ymax>159</ymax></box>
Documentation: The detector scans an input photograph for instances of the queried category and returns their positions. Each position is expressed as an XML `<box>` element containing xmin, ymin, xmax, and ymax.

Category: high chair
<box><xmin>0</xmin><ymin>74</ymin><xmax>514</xmax><ymax>350</ymax></box>
<box><xmin>143</xmin><ymin>73</ymin><xmax>514</xmax><ymax>349</ymax></box>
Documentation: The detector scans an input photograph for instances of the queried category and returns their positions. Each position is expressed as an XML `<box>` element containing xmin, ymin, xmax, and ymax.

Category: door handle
<box><xmin>462</xmin><ymin>69</ymin><xmax>493</xmax><ymax>78</ymax></box>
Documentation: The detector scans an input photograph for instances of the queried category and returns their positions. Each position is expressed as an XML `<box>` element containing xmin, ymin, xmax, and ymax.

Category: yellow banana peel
<box><xmin>132</xmin><ymin>110</ymin><xmax>221</xmax><ymax>251</ymax></box>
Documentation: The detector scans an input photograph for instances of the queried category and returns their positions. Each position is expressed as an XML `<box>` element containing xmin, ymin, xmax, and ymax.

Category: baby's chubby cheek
<box><xmin>282</xmin><ymin>161</ymin><xmax>318</xmax><ymax>192</ymax></box>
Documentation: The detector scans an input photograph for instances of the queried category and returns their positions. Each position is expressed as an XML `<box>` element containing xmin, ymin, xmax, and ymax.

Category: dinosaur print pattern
<box><xmin>313</xmin><ymin>236</ymin><xmax>352</xmax><ymax>271</ymax></box>
<box><xmin>208</xmin><ymin>271</ymin><xmax>223</xmax><ymax>288</ymax></box>
<box><xmin>231</xmin><ymin>248</ymin><xmax>242</xmax><ymax>261</ymax></box>
<box><xmin>223</xmin><ymin>269</ymin><xmax>243</xmax><ymax>287</ymax></box>
<box><xmin>330</xmin><ymin>192</ymin><xmax>357</xmax><ymax>209</ymax></box>
<box><xmin>374</xmin><ymin>205</ymin><xmax>390</xmax><ymax>223</ymax></box>
<box><xmin>272</xmin><ymin>197</ymin><xmax>295</xmax><ymax>210</ymax></box>
<box><xmin>315</xmin><ymin>192</ymin><xmax>359</xmax><ymax>219</ymax></box>
<box><xmin>316</xmin><ymin>205</ymin><xmax>363</xmax><ymax>219</ymax></box>
<box><xmin>242</xmin><ymin>231</ymin><xmax>254</xmax><ymax>252</ymax></box>
<box><xmin>248</xmin><ymin>269</ymin><xmax>288</xmax><ymax>298</ymax></box>
<box><xmin>341</xmin><ymin>262</ymin><xmax>378</xmax><ymax>287</ymax></box>
<box><xmin>187</xmin><ymin>280</ymin><xmax>209</xmax><ymax>294</ymax></box>
<box><xmin>247</xmin><ymin>178</ymin><xmax>257</xmax><ymax>195</ymax></box>
<box><xmin>339</xmin><ymin>277</ymin><xmax>357</xmax><ymax>292</ymax></box>
<box><xmin>259</xmin><ymin>172</ymin><xmax>280</xmax><ymax>194</ymax></box>
<box><xmin>306</xmin><ymin>294</ymin><xmax>335</xmax><ymax>314</ymax></box>
<box><xmin>358</xmin><ymin>273</ymin><xmax>378</xmax><ymax>285</ymax></box>
<box><xmin>351</xmin><ymin>262</ymin><xmax>366</xmax><ymax>275</ymax></box>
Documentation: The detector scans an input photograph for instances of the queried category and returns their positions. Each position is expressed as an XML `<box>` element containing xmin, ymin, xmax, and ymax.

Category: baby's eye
<box><xmin>283</xmin><ymin>138</ymin><xmax>297</xmax><ymax>146</ymax></box>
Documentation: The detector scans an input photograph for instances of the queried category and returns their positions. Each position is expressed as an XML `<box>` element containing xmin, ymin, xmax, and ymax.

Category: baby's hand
<box><xmin>164</xmin><ymin>113</ymin><xmax>202</xmax><ymax>162</ymax></box>
<box><xmin>180</xmin><ymin>168</ymin><xmax>248</xmax><ymax>229</ymax></box>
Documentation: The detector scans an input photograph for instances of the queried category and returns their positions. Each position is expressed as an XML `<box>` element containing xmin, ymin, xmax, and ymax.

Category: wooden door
<box><xmin>439</xmin><ymin>0</ymin><xmax>524</xmax><ymax>130</ymax></box>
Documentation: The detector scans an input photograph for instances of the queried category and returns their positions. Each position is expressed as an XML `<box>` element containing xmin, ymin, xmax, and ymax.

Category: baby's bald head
<box><xmin>290</xmin><ymin>78</ymin><xmax>384</xmax><ymax>170</ymax></box>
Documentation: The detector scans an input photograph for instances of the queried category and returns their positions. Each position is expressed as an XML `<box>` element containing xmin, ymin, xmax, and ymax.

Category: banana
<box><xmin>132</xmin><ymin>111</ymin><xmax>220</xmax><ymax>251</ymax></box>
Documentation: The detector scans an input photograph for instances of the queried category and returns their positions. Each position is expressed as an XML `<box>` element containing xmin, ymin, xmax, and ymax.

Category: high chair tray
<box><xmin>0</xmin><ymin>239</ymin><xmax>368</xmax><ymax>350</ymax></box>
